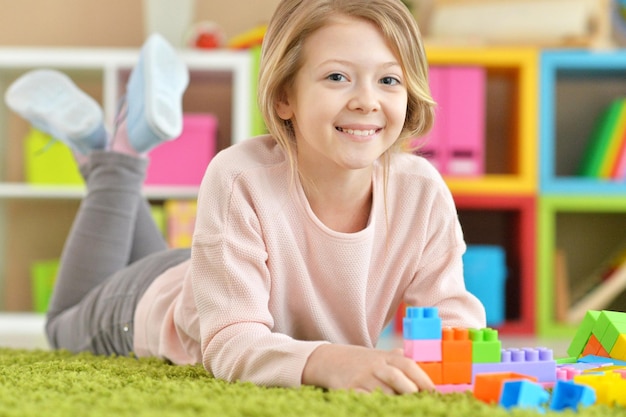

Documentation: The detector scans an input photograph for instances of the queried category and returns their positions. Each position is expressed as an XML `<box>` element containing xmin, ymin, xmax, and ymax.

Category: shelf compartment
<box><xmin>426</xmin><ymin>47</ymin><xmax>538</xmax><ymax>195</ymax></box>
<box><xmin>537</xmin><ymin>195</ymin><xmax>626</xmax><ymax>338</ymax></box>
<box><xmin>454</xmin><ymin>194</ymin><xmax>536</xmax><ymax>335</ymax></box>
<box><xmin>540</xmin><ymin>50</ymin><xmax>626</xmax><ymax>194</ymax></box>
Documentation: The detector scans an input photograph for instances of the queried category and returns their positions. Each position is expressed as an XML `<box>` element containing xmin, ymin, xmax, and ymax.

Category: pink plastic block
<box><xmin>435</xmin><ymin>383</ymin><xmax>473</xmax><ymax>394</ymax></box>
<box><xmin>472</xmin><ymin>347</ymin><xmax>556</xmax><ymax>383</ymax></box>
<box><xmin>145</xmin><ymin>113</ymin><xmax>218</xmax><ymax>186</ymax></box>
<box><xmin>556</xmin><ymin>366</ymin><xmax>582</xmax><ymax>381</ymax></box>
<box><xmin>444</xmin><ymin>67</ymin><xmax>486</xmax><ymax>176</ymax></box>
<box><xmin>404</xmin><ymin>339</ymin><xmax>442</xmax><ymax>362</ymax></box>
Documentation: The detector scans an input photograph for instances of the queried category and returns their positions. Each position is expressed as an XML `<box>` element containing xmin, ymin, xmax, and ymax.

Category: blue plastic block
<box><xmin>578</xmin><ymin>355</ymin><xmax>626</xmax><ymax>366</ymax></box>
<box><xmin>549</xmin><ymin>380</ymin><xmax>596</xmax><ymax>411</ymax></box>
<box><xmin>403</xmin><ymin>307</ymin><xmax>442</xmax><ymax>340</ymax></box>
<box><xmin>463</xmin><ymin>245</ymin><xmax>507</xmax><ymax>326</ymax></box>
<box><xmin>499</xmin><ymin>380</ymin><xmax>549</xmax><ymax>412</ymax></box>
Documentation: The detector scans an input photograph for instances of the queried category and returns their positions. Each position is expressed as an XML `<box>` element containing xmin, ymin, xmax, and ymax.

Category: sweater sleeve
<box><xmin>189</xmin><ymin>146</ymin><xmax>327</xmax><ymax>388</ymax></box>
<box><xmin>403</xmin><ymin>174</ymin><xmax>486</xmax><ymax>330</ymax></box>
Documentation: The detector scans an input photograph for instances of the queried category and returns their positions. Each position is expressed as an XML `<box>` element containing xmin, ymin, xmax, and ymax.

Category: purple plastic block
<box><xmin>473</xmin><ymin>348</ymin><xmax>556</xmax><ymax>383</ymax></box>
<box><xmin>404</xmin><ymin>339</ymin><xmax>442</xmax><ymax>362</ymax></box>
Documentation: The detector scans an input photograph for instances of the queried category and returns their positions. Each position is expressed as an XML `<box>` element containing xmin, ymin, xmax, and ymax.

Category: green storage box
<box><xmin>30</xmin><ymin>259</ymin><xmax>59</xmax><ymax>313</ymax></box>
<box><xmin>24</xmin><ymin>128</ymin><xmax>83</xmax><ymax>185</ymax></box>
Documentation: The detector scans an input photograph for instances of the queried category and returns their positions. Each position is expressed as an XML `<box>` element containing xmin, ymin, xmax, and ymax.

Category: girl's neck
<box><xmin>299</xmin><ymin>166</ymin><xmax>374</xmax><ymax>233</ymax></box>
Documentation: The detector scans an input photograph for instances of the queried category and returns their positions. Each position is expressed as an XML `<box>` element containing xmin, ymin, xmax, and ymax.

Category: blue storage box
<box><xmin>463</xmin><ymin>245</ymin><xmax>507</xmax><ymax>326</ymax></box>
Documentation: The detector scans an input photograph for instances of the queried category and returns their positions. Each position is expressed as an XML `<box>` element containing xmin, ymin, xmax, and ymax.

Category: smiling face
<box><xmin>276</xmin><ymin>15</ymin><xmax>408</xmax><ymax>178</ymax></box>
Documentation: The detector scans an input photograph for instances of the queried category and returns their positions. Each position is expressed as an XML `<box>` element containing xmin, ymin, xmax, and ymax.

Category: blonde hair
<box><xmin>258</xmin><ymin>0</ymin><xmax>435</xmax><ymax>175</ymax></box>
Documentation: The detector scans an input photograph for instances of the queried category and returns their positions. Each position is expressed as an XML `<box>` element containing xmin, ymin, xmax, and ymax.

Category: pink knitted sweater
<box><xmin>133</xmin><ymin>134</ymin><xmax>486</xmax><ymax>387</ymax></box>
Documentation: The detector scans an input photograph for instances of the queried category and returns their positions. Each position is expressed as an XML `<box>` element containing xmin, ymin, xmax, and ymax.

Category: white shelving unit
<box><xmin>0</xmin><ymin>47</ymin><xmax>254</xmax><ymax>312</ymax></box>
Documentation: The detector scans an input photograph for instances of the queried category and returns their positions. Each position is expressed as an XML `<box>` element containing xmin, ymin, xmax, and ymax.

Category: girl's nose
<box><xmin>347</xmin><ymin>83</ymin><xmax>381</xmax><ymax>113</ymax></box>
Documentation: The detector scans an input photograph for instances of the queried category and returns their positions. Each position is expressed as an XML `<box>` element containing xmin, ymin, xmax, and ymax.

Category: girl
<box><xmin>6</xmin><ymin>0</ymin><xmax>485</xmax><ymax>395</ymax></box>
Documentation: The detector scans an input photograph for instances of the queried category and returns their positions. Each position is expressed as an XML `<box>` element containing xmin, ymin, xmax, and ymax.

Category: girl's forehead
<box><xmin>300</xmin><ymin>16</ymin><xmax>399</xmax><ymax>65</ymax></box>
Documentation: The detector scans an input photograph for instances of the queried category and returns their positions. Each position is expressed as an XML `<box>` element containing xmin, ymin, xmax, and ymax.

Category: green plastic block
<box><xmin>593</xmin><ymin>310</ymin><xmax>626</xmax><ymax>353</ymax></box>
<box><xmin>555</xmin><ymin>357</ymin><xmax>578</xmax><ymax>364</ymax></box>
<box><xmin>469</xmin><ymin>328</ymin><xmax>501</xmax><ymax>363</ymax></box>
<box><xmin>567</xmin><ymin>310</ymin><xmax>600</xmax><ymax>358</ymax></box>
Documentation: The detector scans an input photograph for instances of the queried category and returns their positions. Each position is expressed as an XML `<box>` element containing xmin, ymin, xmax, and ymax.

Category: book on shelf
<box><xmin>578</xmin><ymin>98</ymin><xmax>626</xmax><ymax>180</ymax></box>
<box><xmin>567</xmin><ymin>244</ymin><xmax>626</xmax><ymax>324</ymax></box>
<box><xmin>554</xmin><ymin>249</ymin><xmax>570</xmax><ymax>324</ymax></box>
<box><xmin>164</xmin><ymin>199</ymin><xmax>197</xmax><ymax>249</ymax></box>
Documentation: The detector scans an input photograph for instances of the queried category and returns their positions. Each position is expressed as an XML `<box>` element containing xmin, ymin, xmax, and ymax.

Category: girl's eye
<box><xmin>380</xmin><ymin>76</ymin><xmax>401</xmax><ymax>86</ymax></box>
<box><xmin>327</xmin><ymin>73</ymin><xmax>346</xmax><ymax>82</ymax></box>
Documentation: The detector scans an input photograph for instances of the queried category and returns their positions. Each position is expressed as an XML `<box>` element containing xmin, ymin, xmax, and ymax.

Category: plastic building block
<box><xmin>592</xmin><ymin>310</ymin><xmax>626</xmax><ymax>353</ymax></box>
<box><xmin>611</xmin><ymin>333</ymin><xmax>626</xmax><ymax>360</ymax></box>
<box><xmin>418</xmin><ymin>362</ymin><xmax>442</xmax><ymax>385</ymax></box>
<box><xmin>499</xmin><ymin>380</ymin><xmax>549</xmax><ymax>412</ymax></box>
<box><xmin>472</xmin><ymin>348</ymin><xmax>556</xmax><ymax>383</ymax></box>
<box><xmin>442</xmin><ymin>327</ymin><xmax>472</xmax><ymax>362</ymax></box>
<box><xmin>468</xmin><ymin>328</ymin><xmax>501</xmax><ymax>363</ymax></box>
<box><xmin>402</xmin><ymin>307</ymin><xmax>442</xmax><ymax>340</ymax></box>
<box><xmin>442</xmin><ymin>361</ymin><xmax>472</xmax><ymax>385</ymax></box>
<box><xmin>578</xmin><ymin>355</ymin><xmax>626</xmax><ymax>366</ymax></box>
<box><xmin>440</xmin><ymin>327</ymin><xmax>473</xmax><ymax>384</ymax></box>
<box><xmin>556</xmin><ymin>366</ymin><xmax>582</xmax><ymax>381</ymax></box>
<box><xmin>610</xmin><ymin>334</ymin><xmax>626</xmax><ymax>361</ymax></box>
<box><xmin>404</xmin><ymin>339</ymin><xmax>442</xmax><ymax>362</ymax></box>
<box><xmin>581</xmin><ymin>334</ymin><xmax>609</xmax><ymax>357</ymax></box>
<box><xmin>567</xmin><ymin>310</ymin><xmax>600</xmax><ymax>358</ymax></box>
<box><xmin>574</xmin><ymin>372</ymin><xmax>626</xmax><ymax>406</ymax></box>
<box><xmin>549</xmin><ymin>380</ymin><xmax>596</xmax><ymax>411</ymax></box>
<box><xmin>473</xmin><ymin>372</ymin><xmax>536</xmax><ymax>404</ymax></box>
<box><xmin>435</xmin><ymin>383</ymin><xmax>473</xmax><ymax>394</ymax></box>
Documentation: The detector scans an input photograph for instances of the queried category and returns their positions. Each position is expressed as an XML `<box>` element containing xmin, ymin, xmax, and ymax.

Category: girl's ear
<box><xmin>275</xmin><ymin>91</ymin><xmax>293</xmax><ymax>120</ymax></box>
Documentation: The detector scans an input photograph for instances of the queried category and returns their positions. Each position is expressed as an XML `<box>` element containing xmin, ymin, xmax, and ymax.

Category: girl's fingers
<box><xmin>387</xmin><ymin>355</ymin><xmax>435</xmax><ymax>392</ymax></box>
<box><xmin>373</xmin><ymin>363</ymin><xmax>419</xmax><ymax>394</ymax></box>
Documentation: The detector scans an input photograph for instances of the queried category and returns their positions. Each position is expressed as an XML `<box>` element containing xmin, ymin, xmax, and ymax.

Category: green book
<box><xmin>578</xmin><ymin>99</ymin><xmax>626</xmax><ymax>177</ymax></box>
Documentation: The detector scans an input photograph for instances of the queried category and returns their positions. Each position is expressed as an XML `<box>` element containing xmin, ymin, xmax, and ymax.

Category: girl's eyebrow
<box><xmin>317</xmin><ymin>59</ymin><xmax>402</xmax><ymax>69</ymax></box>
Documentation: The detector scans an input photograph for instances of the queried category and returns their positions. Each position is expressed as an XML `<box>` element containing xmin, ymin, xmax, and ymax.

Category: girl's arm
<box><xmin>302</xmin><ymin>343</ymin><xmax>435</xmax><ymax>394</ymax></box>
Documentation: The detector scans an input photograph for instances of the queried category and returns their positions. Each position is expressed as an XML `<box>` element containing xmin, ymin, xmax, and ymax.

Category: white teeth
<box><xmin>339</xmin><ymin>128</ymin><xmax>376</xmax><ymax>136</ymax></box>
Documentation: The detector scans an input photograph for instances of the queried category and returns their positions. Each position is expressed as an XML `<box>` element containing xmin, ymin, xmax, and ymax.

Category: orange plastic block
<box><xmin>581</xmin><ymin>335</ymin><xmax>603</xmax><ymax>357</ymax></box>
<box><xmin>442</xmin><ymin>327</ymin><xmax>472</xmax><ymax>363</ymax></box>
<box><xmin>418</xmin><ymin>362</ymin><xmax>442</xmax><ymax>385</ymax></box>
<box><xmin>442</xmin><ymin>361</ymin><xmax>472</xmax><ymax>385</ymax></box>
<box><xmin>474</xmin><ymin>372</ymin><xmax>537</xmax><ymax>404</ymax></box>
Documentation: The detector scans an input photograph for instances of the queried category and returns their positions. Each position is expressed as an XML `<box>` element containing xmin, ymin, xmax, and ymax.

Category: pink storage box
<box><xmin>145</xmin><ymin>113</ymin><xmax>218</xmax><ymax>186</ymax></box>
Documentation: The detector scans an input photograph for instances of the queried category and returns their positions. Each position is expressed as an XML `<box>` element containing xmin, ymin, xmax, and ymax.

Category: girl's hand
<box><xmin>302</xmin><ymin>344</ymin><xmax>435</xmax><ymax>394</ymax></box>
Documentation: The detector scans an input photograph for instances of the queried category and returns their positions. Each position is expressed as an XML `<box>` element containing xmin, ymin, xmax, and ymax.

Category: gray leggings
<box><xmin>45</xmin><ymin>151</ymin><xmax>190</xmax><ymax>356</ymax></box>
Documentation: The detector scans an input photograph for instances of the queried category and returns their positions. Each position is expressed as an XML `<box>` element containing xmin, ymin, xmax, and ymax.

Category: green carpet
<box><xmin>0</xmin><ymin>348</ymin><xmax>622</xmax><ymax>417</ymax></box>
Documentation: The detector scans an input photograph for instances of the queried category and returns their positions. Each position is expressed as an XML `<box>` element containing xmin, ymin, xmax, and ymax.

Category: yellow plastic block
<box><xmin>574</xmin><ymin>372</ymin><xmax>626</xmax><ymax>406</ymax></box>
<box><xmin>610</xmin><ymin>334</ymin><xmax>626</xmax><ymax>361</ymax></box>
